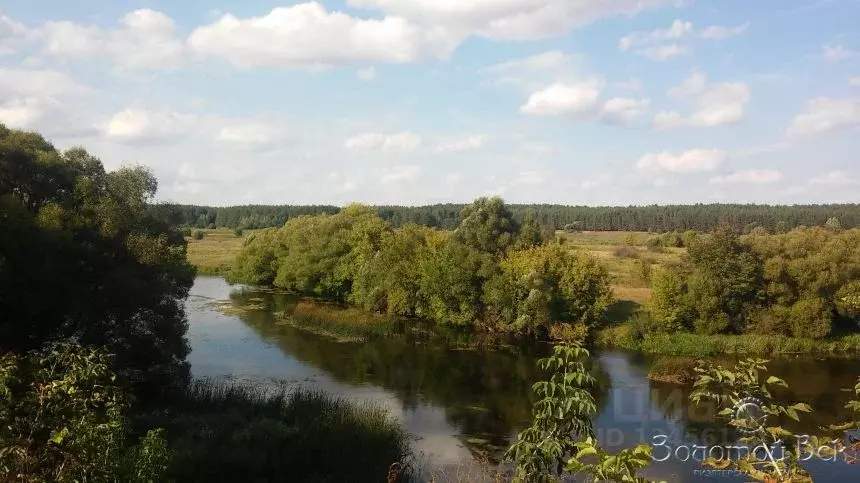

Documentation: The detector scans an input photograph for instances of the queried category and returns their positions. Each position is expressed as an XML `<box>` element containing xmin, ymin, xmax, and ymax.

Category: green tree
<box><xmin>453</xmin><ymin>196</ymin><xmax>519</xmax><ymax>257</ymax></box>
<box><xmin>0</xmin><ymin>125</ymin><xmax>195</xmax><ymax>395</ymax></box>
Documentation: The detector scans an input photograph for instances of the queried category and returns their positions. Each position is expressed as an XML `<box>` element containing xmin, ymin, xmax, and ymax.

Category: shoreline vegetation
<box><xmin>187</xmin><ymin>202</ymin><xmax>859</xmax><ymax>360</ymax></box>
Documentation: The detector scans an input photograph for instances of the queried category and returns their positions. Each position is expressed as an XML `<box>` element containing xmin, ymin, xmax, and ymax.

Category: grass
<box><xmin>135</xmin><ymin>380</ymin><xmax>411</xmax><ymax>482</ymax></box>
<box><xmin>557</xmin><ymin>230</ymin><xmax>654</xmax><ymax>246</ymax></box>
<box><xmin>278</xmin><ymin>300</ymin><xmax>401</xmax><ymax>343</ymax></box>
<box><xmin>596</xmin><ymin>320</ymin><xmax>860</xmax><ymax>357</ymax></box>
<box><xmin>185</xmin><ymin>229</ymin><xmax>246</xmax><ymax>275</ymax></box>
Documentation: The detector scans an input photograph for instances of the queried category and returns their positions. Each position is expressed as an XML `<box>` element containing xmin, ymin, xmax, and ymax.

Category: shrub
<box><xmin>192</xmin><ymin>230</ymin><xmax>205</xmax><ymax>240</ymax></box>
<box><xmin>647</xmin><ymin>266</ymin><xmax>693</xmax><ymax>332</ymax></box>
<box><xmin>612</xmin><ymin>245</ymin><xmax>639</xmax><ymax>259</ymax></box>
<box><xmin>637</xmin><ymin>258</ymin><xmax>654</xmax><ymax>286</ymax></box>
<box><xmin>836</xmin><ymin>281</ymin><xmax>860</xmax><ymax>321</ymax></box>
<box><xmin>207</xmin><ymin>223</ymin><xmax>216</xmax><ymax>229</ymax></box>
<box><xmin>233</xmin><ymin>228</ymin><xmax>244</xmax><ymax>237</ymax></box>
<box><xmin>789</xmin><ymin>297</ymin><xmax>832</xmax><ymax>339</ymax></box>
<box><xmin>0</xmin><ymin>345</ymin><xmax>168</xmax><ymax>482</ymax></box>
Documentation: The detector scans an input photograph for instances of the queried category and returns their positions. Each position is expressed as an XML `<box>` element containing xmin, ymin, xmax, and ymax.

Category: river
<box><xmin>186</xmin><ymin>277</ymin><xmax>860</xmax><ymax>481</ymax></box>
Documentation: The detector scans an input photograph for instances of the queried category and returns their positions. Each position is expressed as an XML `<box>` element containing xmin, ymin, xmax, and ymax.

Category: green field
<box><xmin>186</xmin><ymin>229</ymin><xmax>248</xmax><ymax>275</ymax></box>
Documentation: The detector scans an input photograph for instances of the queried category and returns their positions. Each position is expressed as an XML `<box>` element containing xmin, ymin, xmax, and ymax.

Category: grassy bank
<box><xmin>596</xmin><ymin>320</ymin><xmax>860</xmax><ymax>357</ymax></box>
<box><xmin>185</xmin><ymin>229</ymin><xmax>246</xmax><ymax>275</ymax></box>
<box><xmin>136</xmin><ymin>381</ymin><xmax>410</xmax><ymax>482</ymax></box>
<box><xmin>278</xmin><ymin>300</ymin><xmax>402</xmax><ymax>342</ymax></box>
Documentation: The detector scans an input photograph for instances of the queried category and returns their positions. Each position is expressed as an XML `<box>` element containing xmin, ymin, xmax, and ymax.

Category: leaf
<box><xmin>766</xmin><ymin>376</ymin><xmax>788</xmax><ymax>388</ymax></box>
<box><xmin>49</xmin><ymin>427</ymin><xmax>69</xmax><ymax>444</ymax></box>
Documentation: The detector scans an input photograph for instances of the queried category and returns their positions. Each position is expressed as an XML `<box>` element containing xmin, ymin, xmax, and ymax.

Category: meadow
<box><xmin>185</xmin><ymin>229</ymin><xmax>249</xmax><ymax>275</ymax></box>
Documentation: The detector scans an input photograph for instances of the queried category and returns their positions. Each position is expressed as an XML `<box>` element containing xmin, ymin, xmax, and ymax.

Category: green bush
<box><xmin>0</xmin><ymin>345</ymin><xmax>168</xmax><ymax>482</ymax></box>
<box><xmin>233</xmin><ymin>228</ymin><xmax>244</xmax><ymax>237</ymax></box>
<box><xmin>789</xmin><ymin>297</ymin><xmax>832</xmax><ymax>339</ymax></box>
<box><xmin>192</xmin><ymin>230</ymin><xmax>205</xmax><ymax>240</ymax></box>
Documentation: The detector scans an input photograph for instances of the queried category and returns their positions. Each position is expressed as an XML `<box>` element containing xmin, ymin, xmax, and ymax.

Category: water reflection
<box><xmin>186</xmin><ymin>277</ymin><xmax>860</xmax><ymax>481</ymax></box>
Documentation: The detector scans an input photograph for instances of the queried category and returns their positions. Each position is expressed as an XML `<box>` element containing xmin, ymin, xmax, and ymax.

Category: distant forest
<box><xmin>149</xmin><ymin>203</ymin><xmax>860</xmax><ymax>232</ymax></box>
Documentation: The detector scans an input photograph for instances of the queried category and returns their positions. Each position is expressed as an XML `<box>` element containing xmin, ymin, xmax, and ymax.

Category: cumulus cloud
<box><xmin>636</xmin><ymin>149</ymin><xmax>727</xmax><ymax>173</ymax></box>
<box><xmin>619</xmin><ymin>20</ymin><xmax>692</xmax><ymax>60</ymax></box>
<box><xmin>710</xmin><ymin>170</ymin><xmax>784</xmax><ymax>184</ymax></box>
<box><xmin>654</xmin><ymin>71</ymin><xmax>750</xmax><ymax>129</ymax></box>
<box><xmin>600</xmin><ymin>97</ymin><xmax>651</xmax><ymax>123</ymax></box>
<box><xmin>0</xmin><ymin>68</ymin><xmax>86</xmax><ymax>129</ymax></box>
<box><xmin>38</xmin><ymin>9</ymin><xmax>184</xmax><ymax>69</ymax></box>
<box><xmin>0</xmin><ymin>12</ymin><xmax>28</xmax><ymax>55</ymax></box>
<box><xmin>823</xmin><ymin>44</ymin><xmax>855</xmax><ymax>62</ymax></box>
<box><xmin>436</xmin><ymin>135</ymin><xmax>486</xmax><ymax>153</ymax></box>
<box><xmin>520</xmin><ymin>81</ymin><xmax>602</xmax><ymax>116</ymax></box>
<box><xmin>700</xmin><ymin>23</ymin><xmax>749</xmax><ymax>40</ymax></box>
<box><xmin>345</xmin><ymin>131</ymin><xmax>423</xmax><ymax>152</ymax></box>
<box><xmin>104</xmin><ymin>108</ymin><xmax>196</xmax><ymax>144</ymax></box>
<box><xmin>188</xmin><ymin>2</ymin><xmax>460</xmax><ymax>68</ymax></box>
<box><xmin>619</xmin><ymin>19</ymin><xmax>692</xmax><ymax>50</ymax></box>
<box><xmin>487</xmin><ymin>50</ymin><xmax>572</xmax><ymax>73</ymax></box>
<box><xmin>786</xmin><ymin>97</ymin><xmax>860</xmax><ymax>138</ymax></box>
<box><xmin>348</xmin><ymin>0</ymin><xmax>681</xmax><ymax>41</ymax></box>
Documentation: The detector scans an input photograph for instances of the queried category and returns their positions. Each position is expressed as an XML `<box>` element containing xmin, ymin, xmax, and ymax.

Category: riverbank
<box><xmin>596</xmin><ymin>321</ymin><xmax>860</xmax><ymax>357</ymax></box>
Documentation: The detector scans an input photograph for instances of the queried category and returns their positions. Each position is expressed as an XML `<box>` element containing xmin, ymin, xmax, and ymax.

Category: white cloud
<box><xmin>520</xmin><ymin>142</ymin><xmax>556</xmax><ymax>155</ymax></box>
<box><xmin>188</xmin><ymin>2</ymin><xmax>460</xmax><ymax>68</ymax></box>
<box><xmin>809</xmin><ymin>171</ymin><xmax>859</xmax><ymax>186</ymax></box>
<box><xmin>640</xmin><ymin>43</ymin><xmax>689</xmax><ymax>60</ymax></box>
<box><xmin>823</xmin><ymin>44</ymin><xmax>855</xmax><ymax>62</ymax></box>
<box><xmin>850</xmin><ymin>77</ymin><xmax>860</xmax><ymax>87</ymax></box>
<box><xmin>104</xmin><ymin>108</ymin><xmax>195</xmax><ymax>143</ymax></box>
<box><xmin>700</xmin><ymin>23</ymin><xmax>749</xmax><ymax>40</ymax></box>
<box><xmin>710</xmin><ymin>170</ymin><xmax>783</xmax><ymax>184</ymax></box>
<box><xmin>0</xmin><ymin>68</ymin><xmax>86</xmax><ymax>128</ymax></box>
<box><xmin>636</xmin><ymin>149</ymin><xmax>727</xmax><ymax>173</ymax></box>
<box><xmin>348</xmin><ymin>0</ymin><xmax>681</xmax><ymax>41</ymax></box>
<box><xmin>38</xmin><ymin>9</ymin><xmax>184</xmax><ymax>69</ymax></box>
<box><xmin>619</xmin><ymin>19</ymin><xmax>692</xmax><ymax>51</ymax></box>
<box><xmin>786</xmin><ymin>97</ymin><xmax>860</xmax><ymax>138</ymax></box>
<box><xmin>436</xmin><ymin>135</ymin><xmax>486</xmax><ymax>153</ymax></box>
<box><xmin>0</xmin><ymin>12</ymin><xmax>28</xmax><ymax>55</ymax></box>
<box><xmin>655</xmin><ymin>71</ymin><xmax>750</xmax><ymax>129</ymax></box>
<box><xmin>600</xmin><ymin>97</ymin><xmax>651</xmax><ymax>124</ymax></box>
<box><xmin>357</xmin><ymin>66</ymin><xmax>377</xmax><ymax>80</ymax></box>
<box><xmin>345</xmin><ymin>131</ymin><xmax>422</xmax><ymax>152</ymax></box>
<box><xmin>487</xmin><ymin>50</ymin><xmax>572</xmax><ymax>73</ymax></box>
<box><xmin>381</xmin><ymin>164</ymin><xmax>421</xmax><ymax>184</ymax></box>
<box><xmin>520</xmin><ymin>81</ymin><xmax>601</xmax><ymax>116</ymax></box>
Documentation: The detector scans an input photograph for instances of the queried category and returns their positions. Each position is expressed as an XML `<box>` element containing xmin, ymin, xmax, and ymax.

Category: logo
<box><xmin>733</xmin><ymin>397</ymin><xmax>768</xmax><ymax>435</ymax></box>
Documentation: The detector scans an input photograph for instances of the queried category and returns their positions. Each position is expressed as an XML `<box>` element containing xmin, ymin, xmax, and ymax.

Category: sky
<box><xmin>0</xmin><ymin>0</ymin><xmax>858</xmax><ymax>206</ymax></box>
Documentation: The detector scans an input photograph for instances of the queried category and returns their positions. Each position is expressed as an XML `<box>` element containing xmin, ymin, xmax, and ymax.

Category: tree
<box><xmin>0</xmin><ymin>125</ymin><xmax>195</xmax><ymax>396</ymax></box>
<box><xmin>453</xmin><ymin>196</ymin><xmax>519</xmax><ymax>257</ymax></box>
<box><xmin>825</xmin><ymin>216</ymin><xmax>843</xmax><ymax>231</ymax></box>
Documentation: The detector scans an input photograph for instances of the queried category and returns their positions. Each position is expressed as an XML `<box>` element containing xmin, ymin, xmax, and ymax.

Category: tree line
<box><xmin>151</xmin><ymin>202</ymin><xmax>860</xmax><ymax>232</ymax></box>
<box><xmin>227</xmin><ymin>198</ymin><xmax>614</xmax><ymax>336</ymax></box>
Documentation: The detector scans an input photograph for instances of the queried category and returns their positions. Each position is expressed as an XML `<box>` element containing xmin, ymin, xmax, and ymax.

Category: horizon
<box><xmin>1</xmin><ymin>0</ymin><xmax>859</xmax><ymax>206</ymax></box>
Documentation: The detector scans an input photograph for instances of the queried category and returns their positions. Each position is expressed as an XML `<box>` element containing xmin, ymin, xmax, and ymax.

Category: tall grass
<box><xmin>135</xmin><ymin>380</ymin><xmax>411</xmax><ymax>482</ymax></box>
<box><xmin>284</xmin><ymin>300</ymin><xmax>401</xmax><ymax>342</ymax></box>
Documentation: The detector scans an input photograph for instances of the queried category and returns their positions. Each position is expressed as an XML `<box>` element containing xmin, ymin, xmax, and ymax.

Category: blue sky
<box><xmin>0</xmin><ymin>0</ymin><xmax>858</xmax><ymax>206</ymax></box>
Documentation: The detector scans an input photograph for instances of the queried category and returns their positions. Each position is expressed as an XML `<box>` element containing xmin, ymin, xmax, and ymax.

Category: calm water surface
<box><xmin>186</xmin><ymin>277</ymin><xmax>860</xmax><ymax>481</ymax></box>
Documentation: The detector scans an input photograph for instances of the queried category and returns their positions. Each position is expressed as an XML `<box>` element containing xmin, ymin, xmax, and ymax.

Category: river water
<box><xmin>186</xmin><ymin>277</ymin><xmax>860</xmax><ymax>481</ymax></box>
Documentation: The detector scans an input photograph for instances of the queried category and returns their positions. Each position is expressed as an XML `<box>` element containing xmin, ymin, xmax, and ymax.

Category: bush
<box><xmin>612</xmin><ymin>245</ymin><xmax>639</xmax><ymax>259</ymax></box>
<box><xmin>0</xmin><ymin>345</ymin><xmax>169</xmax><ymax>482</ymax></box>
<box><xmin>192</xmin><ymin>230</ymin><xmax>205</xmax><ymax>240</ymax></box>
<box><xmin>645</xmin><ymin>237</ymin><xmax>662</xmax><ymax>248</ymax></box>
<box><xmin>637</xmin><ymin>258</ymin><xmax>654</xmax><ymax>286</ymax></box>
<box><xmin>233</xmin><ymin>228</ymin><xmax>244</xmax><ymax>237</ymax></box>
<box><xmin>207</xmin><ymin>223</ymin><xmax>216</xmax><ymax>229</ymax></box>
<box><xmin>789</xmin><ymin>297</ymin><xmax>832</xmax><ymax>339</ymax></box>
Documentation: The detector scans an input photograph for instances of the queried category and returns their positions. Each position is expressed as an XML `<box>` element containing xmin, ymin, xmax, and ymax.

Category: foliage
<box><xmin>505</xmin><ymin>343</ymin><xmax>597</xmax><ymax>481</ymax></box>
<box><xmin>0</xmin><ymin>125</ymin><xmax>195</xmax><ymax>395</ymax></box>
<box><xmin>192</xmin><ymin>230</ymin><xmax>205</xmax><ymax>240</ymax></box>
<box><xmin>689</xmin><ymin>359</ymin><xmax>826</xmax><ymax>482</ymax></box>
<box><xmin>453</xmin><ymin>196</ymin><xmax>519</xmax><ymax>257</ymax></box>
<box><xmin>0</xmin><ymin>345</ymin><xmax>168</xmax><ymax>482</ymax></box>
<box><xmin>647</xmin><ymin>226</ymin><xmax>860</xmax><ymax>340</ymax></box>
<box><xmin>141</xmin><ymin>381</ymin><xmax>410</xmax><ymax>483</ymax></box>
<box><xmin>153</xmin><ymin>202</ymin><xmax>860</xmax><ymax>232</ymax></box>
<box><xmin>506</xmin><ymin>343</ymin><xmax>659</xmax><ymax>482</ymax></box>
<box><xmin>484</xmin><ymin>244</ymin><xmax>613</xmax><ymax>335</ymax></box>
